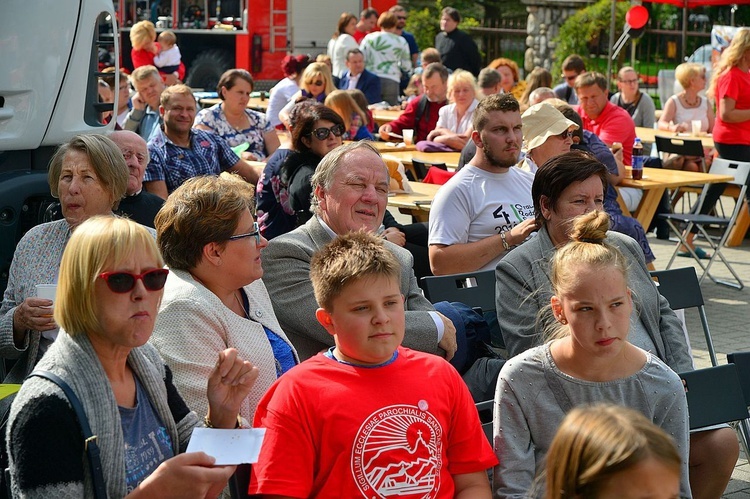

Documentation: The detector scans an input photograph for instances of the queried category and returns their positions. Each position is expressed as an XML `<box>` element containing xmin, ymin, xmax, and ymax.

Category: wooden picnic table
<box><xmin>636</xmin><ymin>127</ymin><xmax>715</xmax><ymax>148</ymax></box>
<box><xmin>371</xmin><ymin>108</ymin><xmax>404</xmax><ymax>127</ymax></box>
<box><xmin>380</xmin><ymin>150</ymin><xmax>461</xmax><ymax>169</ymax></box>
<box><xmin>387</xmin><ymin>181</ymin><xmax>442</xmax><ymax>223</ymax></box>
<box><xmin>344</xmin><ymin>141</ymin><xmax>416</xmax><ymax>153</ymax></box>
<box><xmin>617</xmin><ymin>167</ymin><xmax>733</xmax><ymax>230</ymax></box>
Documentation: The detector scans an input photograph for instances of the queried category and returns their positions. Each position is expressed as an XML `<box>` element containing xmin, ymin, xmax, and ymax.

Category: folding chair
<box><xmin>654</xmin><ymin>135</ymin><xmax>706</xmax><ymax>209</ymax></box>
<box><xmin>726</xmin><ymin>352</ymin><xmax>750</xmax><ymax>460</ymax></box>
<box><xmin>420</xmin><ymin>269</ymin><xmax>496</xmax><ymax>315</ymax></box>
<box><xmin>475</xmin><ymin>399</ymin><xmax>494</xmax><ymax>445</ymax></box>
<box><xmin>659</xmin><ymin>158</ymin><xmax>750</xmax><ymax>290</ymax></box>
<box><xmin>679</xmin><ymin>364</ymin><xmax>749</xmax><ymax>430</ymax></box>
<box><xmin>411</xmin><ymin>158</ymin><xmax>447</xmax><ymax>181</ymax></box>
<box><xmin>650</xmin><ymin>267</ymin><xmax>717</xmax><ymax>367</ymax></box>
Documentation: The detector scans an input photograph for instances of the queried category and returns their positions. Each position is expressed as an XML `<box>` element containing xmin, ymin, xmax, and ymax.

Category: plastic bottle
<box><xmin>631</xmin><ymin>137</ymin><xmax>644</xmax><ymax>180</ymax></box>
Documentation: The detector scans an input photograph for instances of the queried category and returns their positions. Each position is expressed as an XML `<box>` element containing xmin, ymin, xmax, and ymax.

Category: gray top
<box><xmin>495</xmin><ymin>227</ymin><xmax>693</xmax><ymax>374</ymax></box>
<box><xmin>492</xmin><ymin>343</ymin><xmax>691</xmax><ymax>498</ymax></box>
<box><xmin>262</xmin><ymin>215</ymin><xmax>440</xmax><ymax>360</ymax></box>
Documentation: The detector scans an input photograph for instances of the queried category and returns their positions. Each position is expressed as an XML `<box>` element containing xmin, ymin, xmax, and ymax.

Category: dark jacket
<box><xmin>338</xmin><ymin>69</ymin><xmax>382</xmax><ymax>105</ymax></box>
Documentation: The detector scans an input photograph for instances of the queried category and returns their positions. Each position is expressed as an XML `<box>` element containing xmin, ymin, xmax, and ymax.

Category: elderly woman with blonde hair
<box><xmin>151</xmin><ymin>175</ymin><xmax>298</xmax><ymax>423</ymax></box>
<box><xmin>418</xmin><ymin>69</ymin><xmax>479</xmax><ymax>151</ymax></box>
<box><xmin>7</xmin><ymin>216</ymin><xmax>258</xmax><ymax>496</ymax></box>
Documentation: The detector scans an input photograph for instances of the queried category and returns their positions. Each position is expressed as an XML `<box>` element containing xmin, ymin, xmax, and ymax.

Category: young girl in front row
<box><xmin>493</xmin><ymin>210</ymin><xmax>691</xmax><ymax>498</ymax></box>
<box><xmin>545</xmin><ymin>404</ymin><xmax>682</xmax><ymax>499</ymax></box>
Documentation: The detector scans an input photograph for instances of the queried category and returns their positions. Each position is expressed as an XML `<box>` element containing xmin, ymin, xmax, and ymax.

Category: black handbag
<box><xmin>23</xmin><ymin>370</ymin><xmax>108</xmax><ymax>499</ymax></box>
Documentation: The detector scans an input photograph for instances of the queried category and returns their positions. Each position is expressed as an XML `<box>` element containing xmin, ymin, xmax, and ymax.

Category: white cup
<box><xmin>691</xmin><ymin>120</ymin><xmax>702</xmax><ymax>136</ymax></box>
<box><xmin>35</xmin><ymin>284</ymin><xmax>57</xmax><ymax>303</ymax></box>
<box><xmin>402</xmin><ymin>129</ymin><xmax>414</xmax><ymax>146</ymax></box>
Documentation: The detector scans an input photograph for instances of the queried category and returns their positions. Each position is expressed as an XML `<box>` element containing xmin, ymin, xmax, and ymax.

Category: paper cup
<box><xmin>35</xmin><ymin>284</ymin><xmax>57</xmax><ymax>303</ymax></box>
<box><xmin>402</xmin><ymin>129</ymin><xmax>414</xmax><ymax>146</ymax></box>
<box><xmin>691</xmin><ymin>120</ymin><xmax>702</xmax><ymax>136</ymax></box>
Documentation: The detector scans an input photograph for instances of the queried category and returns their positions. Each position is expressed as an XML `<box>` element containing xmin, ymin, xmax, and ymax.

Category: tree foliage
<box><xmin>402</xmin><ymin>0</ymin><xmax>482</xmax><ymax>54</ymax></box>
<box><xmin>552</xmin><ymin>0</ymin><xmax>628</xmax><ymax>79</ymax></box>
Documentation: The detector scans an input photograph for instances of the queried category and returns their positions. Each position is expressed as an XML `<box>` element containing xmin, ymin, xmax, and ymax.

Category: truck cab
<box><xmin>0</xmin><ymin>0</ymin><xmax>117</xmax><ymax>294</ymax></box>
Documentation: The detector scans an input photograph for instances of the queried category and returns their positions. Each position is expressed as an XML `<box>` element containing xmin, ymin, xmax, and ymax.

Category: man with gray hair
<box><xmin>528</xmin><ymin>86</ymin><xmax>556</xmax><ymax>106</ymax></box>
<box><xmin>110</xmin><ymin>130</ymin><xmax>164</xmax><ymax>228</ymax></box>
<box><xmin>478</xmin><ymin>68</ymin><xmax>502</xmax><ymax>97</ymax></box>
<box><xmin>262</xmin><ymin>141</ymin><xmax>464</xmax><ymax>367</ymax></box>
<box><xmin>124</xmin><ymin>65</ymin><xmax>164</xmax><ymax>140</ymax></box>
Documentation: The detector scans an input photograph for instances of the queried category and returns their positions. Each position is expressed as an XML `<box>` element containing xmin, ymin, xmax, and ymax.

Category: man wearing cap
<box><xmin>518</xmin><ymin>102</ymin><xmax>579</xmax><ymax>174</ymax></box>
<box><xmin>428</xmin><ymin>94</ymin><xmax>536</xmax><ymax>275</ymax></box>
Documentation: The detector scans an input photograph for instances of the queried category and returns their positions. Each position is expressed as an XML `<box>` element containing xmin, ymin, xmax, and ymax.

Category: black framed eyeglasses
<box><xmin>310</xmin><ymin>124</ymin><xmax>345</xmax><ymax>141</ymax></box>
<box><xmin>227</xmin><ymin>221</ymin><xmax>261</xmax><ymax>245</ymax></box>
<box><xmin>99</xmin><ymin>269</ymin><xmax>169</xmax><ymax>293</ymax></box>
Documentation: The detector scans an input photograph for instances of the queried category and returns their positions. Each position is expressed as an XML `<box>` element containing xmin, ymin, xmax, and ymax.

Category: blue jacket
<box><xmin>338</xmin><ymin>69</ymin><xmax>382</xmax><ymax>105</ymax></box>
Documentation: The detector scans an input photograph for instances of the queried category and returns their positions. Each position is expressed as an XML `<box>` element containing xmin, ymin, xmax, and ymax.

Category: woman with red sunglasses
<box><xmin>151</xmin><ymin>175</ymin><xmax>298</xmax><ymax>425</ymax></box>
<box><xmin>6</xmin><ymin>216</ymin><xmax>258</xmax><ymax>497</ymax></box>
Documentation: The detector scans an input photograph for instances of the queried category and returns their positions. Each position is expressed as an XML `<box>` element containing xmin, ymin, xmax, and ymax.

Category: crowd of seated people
<box><xmin>4</xmin><ymin>15</ymin><xmax>749</xmax><ymax>499</ymax></box>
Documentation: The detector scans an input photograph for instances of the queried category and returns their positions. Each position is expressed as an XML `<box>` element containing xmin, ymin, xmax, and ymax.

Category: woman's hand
<box><xmin>128</xmin><ymin>452</ymin><xmax>236</xmax><ymax>499</ymax></box>
<box><xmin>241</xmin><ymin>151</ymin><xmax>260</xmax><ymax>161</ymax></box>
<box><xmin>206</xmin><ymin>348</ymin><xmax>259</xmax><ymax>428</ymax></box>
<box><xmin>13</xmin><ymin>297</ymin><xmax>56</xmax><ymax>345</ymax></box>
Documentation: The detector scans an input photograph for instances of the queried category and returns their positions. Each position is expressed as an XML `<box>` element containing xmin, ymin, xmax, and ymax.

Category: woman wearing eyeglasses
<box><xmin>7</xmin><ymin>216</ymin><xmax>258</xmax><ymax>497</ymax></box>
<box><xmin>281</xmin><ymin>106</ymin><xmax>345</xmax><ymax>227</ymax></box>
<box><xmin>278</xmin><ymin>63</ymin><xmax>337</xmax><ymax>129</ymax></box>
<box><xmin>0</xmin><ymin>135</ymin><xmax>130</xmax><ymax>390</ymax></box>
<box><xmin>151</xmin><ymin>175</ymin><xmax>298</xmax><ymax>425</ymax></box>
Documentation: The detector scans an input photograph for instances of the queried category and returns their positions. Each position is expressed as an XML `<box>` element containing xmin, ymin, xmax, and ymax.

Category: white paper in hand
<box><xmin>186</xmin><ymin>427</ymin><xmax>266</xmax><ymax>465</ymax></box>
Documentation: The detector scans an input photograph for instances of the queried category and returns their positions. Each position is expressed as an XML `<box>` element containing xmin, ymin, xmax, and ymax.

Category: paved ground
<box><xmin>648</xmin><ymin>233</ymin><xmax>750</xmax><ymax>498</ymax></box>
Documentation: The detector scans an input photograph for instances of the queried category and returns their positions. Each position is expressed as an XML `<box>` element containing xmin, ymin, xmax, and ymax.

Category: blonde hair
<box><xmin>310</xmin><ymin>230</ymin><xmax>400</xmax><ymax>311</ymax></box>
<box><xmin>55</xmin><ymin>216</ymin><xmax>164</xmax><ymax>337</ymax></box>
<box><xmin>447</xmin><ymin>69</ymin><xmax>478</xmax><ymax>103</ymax></box>
<box><xmin>544</xmin><ymin>211</ymin><xmax>629</xmax><ymax>341</ymax></box>
<box><xmin>544</xmin><ymin>404</ymin><xmax>681</xmax><ymax>499</ymax></box>
<box><xmin>301</xmin><ymin>62</ymin><xmax>336</xmax><ymax>96</ymax></box>
<box><xmin>157</xmin><ymin>30</ymin><xmax>177</xmax><ymax>47</ymax></box>
<box><xmin>675</xmin><ymin>62</ymin><xmax>705</xmax><ymax>90</ymax></box>
<box><xmin>48</xmin><ymin>134</ymin><xmax>128</xmax><ymax>211</ymax></box>
<box><xmin>709</xmin><ymin>28</ymin><xmax>750</xmax><ymax>98</ymax></box>
<box><xmin>130</xmin><ymin>20</ymin><xmax>156</xmax><ymax>50</ymax></box>
<box><xmin>324</xmin><ymin>90</ymin><xmax>368</xmax><ymax>129</ymax></box>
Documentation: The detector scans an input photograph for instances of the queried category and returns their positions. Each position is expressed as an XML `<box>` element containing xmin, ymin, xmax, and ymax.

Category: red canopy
<box><xmin>643</xmin><ymin>0</ymin><xmax>750</xmax><ymax>6</ymax></box>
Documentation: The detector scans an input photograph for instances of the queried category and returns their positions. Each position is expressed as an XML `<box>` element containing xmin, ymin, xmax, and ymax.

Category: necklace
<box><xmin>683</xmin><ymin>93</ymin><xmax>700</xmax><ymax>107</ymax></box>
<box><xmin>234</xmin><ymin>290</ymin><xmax>249</xmax><ymax>319</ymax></box>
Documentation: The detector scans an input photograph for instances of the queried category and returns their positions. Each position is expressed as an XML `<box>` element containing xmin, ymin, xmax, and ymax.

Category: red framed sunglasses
<box><xmin>98</xmin><ymin>269</ymin><xmax>169</xmax><ymax>293</ymax></box>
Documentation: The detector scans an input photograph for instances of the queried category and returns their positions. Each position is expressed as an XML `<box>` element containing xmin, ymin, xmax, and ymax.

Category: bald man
<box><xmin>111</xmin><ymin>130</ymin><xmax>165</xmax><ymax>228</ymax></box>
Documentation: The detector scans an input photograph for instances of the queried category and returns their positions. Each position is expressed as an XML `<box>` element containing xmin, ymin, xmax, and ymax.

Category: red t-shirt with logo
<box><xmin>250</xmin><ymin>347</ymin><xmax>497</xmax><ymax>498</ymax></box>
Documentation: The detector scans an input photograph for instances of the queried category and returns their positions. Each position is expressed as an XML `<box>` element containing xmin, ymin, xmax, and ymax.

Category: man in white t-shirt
<box><xmin>429</xmin><ymin>93</ymin><xmax>537</xmax><ymax>275</ymax></box>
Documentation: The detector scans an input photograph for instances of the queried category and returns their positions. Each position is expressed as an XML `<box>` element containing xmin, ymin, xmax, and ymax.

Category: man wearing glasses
<box><xmin>389</xmin><ymin>5</ymin><xmax>419</xmax><ymax>67</ymax></box>
<box><xmin>553</xmin><ymin>54</ymin><xmax>586</xmax><ymax>105</ymax></box>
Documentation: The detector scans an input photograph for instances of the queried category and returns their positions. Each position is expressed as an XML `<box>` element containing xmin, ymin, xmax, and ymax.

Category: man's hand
<box><xmin>382</xmin><ymin>227</ymin><xmax>406</xmax><ymax>247</ymax></box>
<box><xmin>379</xmin><ymin>124</ymin><xmax>393</xmax><ymax>141</ymax></box>
<box><xmin>131</xmin><ymin>92</ymin><xmax>147</xmax><ymax>111</ymax></box>
<box><xmin>436</xmin><ymin>312</ymin><xmax>457</xmax><ymax>361</ymax></box>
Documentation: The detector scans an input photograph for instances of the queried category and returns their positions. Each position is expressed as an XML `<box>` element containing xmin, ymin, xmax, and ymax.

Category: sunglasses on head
<box><xmin>99</xmin><ymin>268</ymin><xmax>169</xmax><ymax>293</ymax></box>
<box><xmin>227</xmin><ymin>221</ymin><xmax>261</xmax><ymax>245</ymax></box>
<box><xmin>311</xmin><ymin>124</ymin><xmax>345</xmax><ymax>140</ymax></box>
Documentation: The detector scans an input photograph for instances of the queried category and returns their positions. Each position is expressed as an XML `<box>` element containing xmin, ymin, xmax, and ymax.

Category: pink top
<box><xmin>713</xmin><ymin>66</ymin><xmax>750</xmax><ymax>146</ymax></box>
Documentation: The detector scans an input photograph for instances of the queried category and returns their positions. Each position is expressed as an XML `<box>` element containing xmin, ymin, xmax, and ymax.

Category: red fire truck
<box><xmin>117</xmin><ymin>0</ymin><xmax>396</xmax><ymax>88</ymax></box>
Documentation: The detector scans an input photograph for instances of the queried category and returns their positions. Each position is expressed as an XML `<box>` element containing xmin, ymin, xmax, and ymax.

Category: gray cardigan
<box><xmin>7</xmin><ymin>332</ymin><xmax>199</xmax><ymax>497</ymax></box>
<box><xmin>262</xmin><ymin>215</ymin><xmax>440</xmax><ymax>360</ymax></box>
<box><xmin>495</xmin><ymin>227</ymin><xmax>693</xmax><ymax>373</ymax></box>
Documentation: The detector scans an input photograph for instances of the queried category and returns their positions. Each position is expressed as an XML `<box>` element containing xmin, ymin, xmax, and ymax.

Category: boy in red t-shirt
<box><xmin>250</xmin><ymin>231</ymin><xmax>497</xmax><ymax>498</ymax></box>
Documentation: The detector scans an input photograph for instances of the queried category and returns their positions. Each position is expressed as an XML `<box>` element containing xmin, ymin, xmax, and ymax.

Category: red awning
<box><xmin>642</xmin><ymin>0</ymin><xmax>750</xmax><ymax>7</ymax></box>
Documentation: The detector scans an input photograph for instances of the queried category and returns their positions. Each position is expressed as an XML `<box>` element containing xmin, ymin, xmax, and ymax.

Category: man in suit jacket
<box><xmin>338</xmin><ymin>49</ymin><xmax>381</xmax><ymax>105</ymax></box>
<box><xmin>263</xmin><ymin>142</ymin><xmax>460</xmax><ymax>363</ymax></box>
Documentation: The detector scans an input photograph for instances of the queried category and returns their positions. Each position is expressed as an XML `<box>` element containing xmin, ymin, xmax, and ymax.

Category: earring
<box><xmin>559</xmin><ymin>318</ymin><xmax>568</xmax><ymax>325</ymax></box>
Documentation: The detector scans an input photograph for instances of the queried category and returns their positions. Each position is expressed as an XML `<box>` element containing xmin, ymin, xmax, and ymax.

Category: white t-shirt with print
<box><xmin>429</xmin><ymin>165</ymin><xmax>535</xmax><ymax>272</ymax></box>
